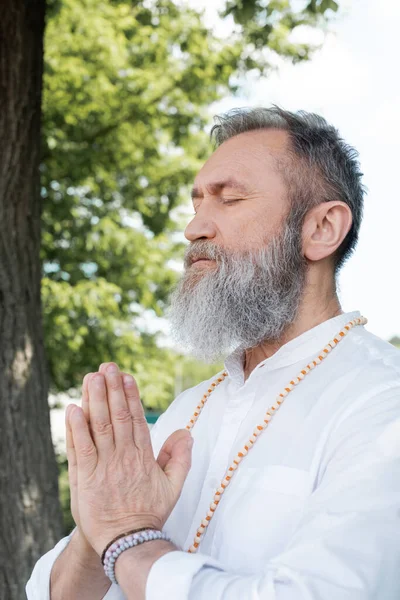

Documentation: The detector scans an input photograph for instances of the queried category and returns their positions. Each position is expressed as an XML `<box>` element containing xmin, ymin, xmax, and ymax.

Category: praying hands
<box><xmin>65</xmin><ymin>362</ymin><xmax>193</xmax><ymax>559</ymax></box>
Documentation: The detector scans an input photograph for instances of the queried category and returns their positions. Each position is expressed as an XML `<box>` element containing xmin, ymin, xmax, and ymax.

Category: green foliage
<box><xmin>221</xmin><ymin>0</ymin><xmax>339</xmax><ymax>69</ymax></box>
<box><xmin>41</xmin><ymin>0</ymin><xmax>338</xmax><ymax>411</ymax></box>
<box><xmin>175</xmin><ymin>355</ymin><xmax>225</xmax><ymax>394</ymax></box>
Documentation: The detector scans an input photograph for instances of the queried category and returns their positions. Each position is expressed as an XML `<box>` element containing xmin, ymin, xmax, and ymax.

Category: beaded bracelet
<box><xmin>101</xmin><ymin>527</ymin><xmax>151</xmax><ymax>565</ymax></box>
<box><xmin>102</xmin><ymin>529</ymin><xmax>172</xmax><ymax>585</ymax></box>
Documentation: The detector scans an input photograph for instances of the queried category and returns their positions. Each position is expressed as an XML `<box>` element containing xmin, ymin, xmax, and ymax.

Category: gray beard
<box><xmin>166</xmin><ymin>210</ymin><xmax>308</xmax><ymax>364</ymax></box>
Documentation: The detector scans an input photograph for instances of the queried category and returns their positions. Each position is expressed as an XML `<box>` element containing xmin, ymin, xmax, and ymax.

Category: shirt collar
<box><xmin>224</xmin><ymin>310</ymin><xmax>363</xmax><ymax>387</ymax></box>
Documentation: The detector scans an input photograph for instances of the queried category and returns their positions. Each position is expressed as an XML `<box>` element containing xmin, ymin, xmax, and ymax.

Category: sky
<box><xmin>156</xmin><ymin>0</ymin><xmax>400</xmax><ymax>344</ymax></box>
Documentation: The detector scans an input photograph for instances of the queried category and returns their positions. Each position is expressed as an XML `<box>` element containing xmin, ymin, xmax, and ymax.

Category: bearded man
<box><xmin>27</xmin><ymin>107</ymin><xmax>400</xmax><ymax>600</ymax></box>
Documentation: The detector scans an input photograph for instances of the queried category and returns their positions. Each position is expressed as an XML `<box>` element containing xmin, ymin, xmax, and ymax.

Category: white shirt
<box><xmin>26</xmin><ymin>310</ymin><xmax>400</xmax><ymax>599</ymax></box>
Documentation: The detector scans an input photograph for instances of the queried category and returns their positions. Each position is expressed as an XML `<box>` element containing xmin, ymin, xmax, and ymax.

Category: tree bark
<box><xmin>0</xmin><ymin>1</ymin><xmax>64</xmax><ymax>598</ymax></box>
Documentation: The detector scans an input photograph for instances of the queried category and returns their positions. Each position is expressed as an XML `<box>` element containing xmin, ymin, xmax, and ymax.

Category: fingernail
<box><xmin>187</xmin><ymin>436</ymin><xmax>194</xmax><ymax>449</ymax></box>
<box><xmin>107</xmin><ymin>363</ymin><xmax>119</xmax><ymax>373</ymax></box>
<box><xmin>123</xmin><ymin>375</ymin><xmax>134</xmax><ymax>387</ymax></box>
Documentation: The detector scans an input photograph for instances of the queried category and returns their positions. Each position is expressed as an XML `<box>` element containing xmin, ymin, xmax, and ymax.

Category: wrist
<box><xmin>72</xmin><ymin>528</ymin><xmax>102</xmax><ymax>567</ymax></box>
<box><xmin>50</xmin><ymin>528</ymin><xmax>111</xmax><ymax>599</ymax></box>
<box><xmin>114</xmin><ymin>539</ymin><xmax>177</xmax><ymax>598</ymax></box>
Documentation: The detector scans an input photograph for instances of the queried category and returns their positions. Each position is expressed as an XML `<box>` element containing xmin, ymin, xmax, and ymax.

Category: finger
<box><xmin>68</xmin><ymin>405</ymin><xmax>97</xmax><ymax>476</ymax></box>
<box><xmin>103</xmin><ymin>363</ymin><xmax>134</xmax><ymax>451</ymax></box>
<box><xmin>82</xmin><ymin>373</ymin><xmax>95</xmax><ymax>423</ymax></box>
<box><xmin>121</xmin><ymin>372</ymin><xmax>152</xmax><ymax>459</ymax></box>
<box><xmin>88</xmin><ymin>373</ymin><xmax>115</xmax><ymax>457</ymax></box>
<box><xmin>65</xmin><ymin>404</ymin><xmax>77</xmax><ymax>489</ymax></box>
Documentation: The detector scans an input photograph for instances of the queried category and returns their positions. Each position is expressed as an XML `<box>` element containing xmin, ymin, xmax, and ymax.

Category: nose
<box><xmin>184</xmin><ymin>213</ymin><xmax>217</xmax><ymax>242</ymax></box>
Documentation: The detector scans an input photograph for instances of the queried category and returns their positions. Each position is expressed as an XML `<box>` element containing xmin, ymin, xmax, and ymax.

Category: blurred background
<box><xmin>1</xmin><ymin>0</ymin><xmax>399</xmax><ymax>596</ymax></box>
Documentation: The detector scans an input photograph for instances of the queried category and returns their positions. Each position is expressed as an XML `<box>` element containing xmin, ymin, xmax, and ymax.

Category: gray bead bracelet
<box><xmin>103</xmin><ymin>529</ymin><xmax>172</xmax><ymax>585</ymax></box>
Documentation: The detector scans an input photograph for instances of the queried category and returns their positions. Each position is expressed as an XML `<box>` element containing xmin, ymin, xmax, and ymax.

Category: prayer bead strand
<box><xmin>185</xmin><ymin>316</ymin><xmax>367</xmax><ymax>553</ymax></box>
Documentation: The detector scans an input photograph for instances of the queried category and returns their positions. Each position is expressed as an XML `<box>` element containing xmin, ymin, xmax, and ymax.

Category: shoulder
<box><xmin>333</xmin><ymin>325</ymin><xmax>400</xmax><ymax>395</ymax></box>
<box><xmin>356</xmin><ymin>326</ymin><xmax>400</xmax><ymax>368</ymax></box>
<box><xmin>317</xmin><ymin>329</ymin><xmax>400</xmax><ymax>469</ymax></box>
<box><xmin>351</xmin><ymin>325</ymin><xmax>400</xmax><ymax>363</ymax></box>
<box><xmin>312</xmin><ymin>328</ymin><xmax>400</xmax><ymax>474</ymax></box>
<box><xmin>335</xmin><ymin>326</ymin><xmax>400</xmax><ymax>421</ymax></box>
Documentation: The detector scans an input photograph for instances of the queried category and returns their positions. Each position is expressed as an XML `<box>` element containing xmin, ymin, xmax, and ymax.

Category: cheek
<box><xmin>226</xmin><ymin>209</ymin><xmax>273</xmax><ymax>250</ymax></box>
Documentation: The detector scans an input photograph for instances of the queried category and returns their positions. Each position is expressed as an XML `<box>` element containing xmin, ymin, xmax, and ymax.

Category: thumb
<box><xmin>162</xmin><ymin>429</ymin><xmax>193</xmax><ymax>495</ymax></box>
<box><xmin>157</xmin><ymin>428</ymin><xmax>191</xmax><ymax>470</ymax></box>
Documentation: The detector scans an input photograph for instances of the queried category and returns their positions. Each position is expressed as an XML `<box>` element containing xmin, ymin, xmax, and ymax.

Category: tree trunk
<box><xmin>0</xmin><ymin>1</ymin><xmax>63</xmax><ymax>598</ymax></box>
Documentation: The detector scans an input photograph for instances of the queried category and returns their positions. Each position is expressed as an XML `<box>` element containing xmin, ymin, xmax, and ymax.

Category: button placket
<box><xmin>188</xmin><ymin>391</ymin><xmax>255</xmax><ymax>553</ymax></box>
<box><xmin>183</xmin><ymin>390</ymin><xmax>255</xmax><ymax>552</ymax></box>
<box><xmin>207</xmin><ymin>391</ymin><xmax>259</xmax><ymax>556</ymax></box>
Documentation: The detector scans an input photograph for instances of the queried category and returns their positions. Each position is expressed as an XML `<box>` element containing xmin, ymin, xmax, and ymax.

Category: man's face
<box><xmin>166</xmin><ymin>129</ymin><xmax>308</xmax><ymax>363</ymax></box>
<box><xmin>185</xmin><ymin>128</ymin><xmax>290</xmax><ymax>258</ymax></box>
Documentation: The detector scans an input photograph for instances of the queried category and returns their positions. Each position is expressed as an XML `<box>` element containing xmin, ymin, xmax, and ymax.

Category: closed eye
<box><xmin>192</xmin><ymin>198</ymin><xmax>242</xmax><ymax>214</ymax></box>
<box><xmin>222</xmin><ymin>199</ymin><xmax>242</xmax><ymax>205</ymax></box>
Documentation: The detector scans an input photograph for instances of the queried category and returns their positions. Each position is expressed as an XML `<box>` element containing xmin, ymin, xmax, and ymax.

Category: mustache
<box><xmin>184</xmin><ymin>242</ymin><xmax>225</xmax><ymax>268</ymax></box>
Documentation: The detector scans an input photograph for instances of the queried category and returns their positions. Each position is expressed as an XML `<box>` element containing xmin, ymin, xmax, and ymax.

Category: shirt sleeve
<box><xmin>25</xmin><ymin>412</ymin><xmax>170</xmax><ymax>600</ymax></box>
<box><xmin>25</xmin><ymin>530</ymin><xmax>74</xmax><ymax>600</ymax></box>
<box><xmin>145</xmin><ymin>390</ymin><xmax>400</xmax><ymax>600</ymax></box>
<box><xmin>25</xmin><ymin>529</ymin><xmax>129</xmax><ymax>600</ymax></box>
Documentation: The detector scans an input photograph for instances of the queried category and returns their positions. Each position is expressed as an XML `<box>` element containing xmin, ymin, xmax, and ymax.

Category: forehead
<box><xmin>194</xmin><ymin>128</ymin><xmax>290</xmax><ymax>191</ymax></box>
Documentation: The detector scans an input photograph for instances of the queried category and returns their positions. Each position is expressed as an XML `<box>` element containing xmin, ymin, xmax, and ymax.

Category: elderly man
<box><xmin>27</xmin><ymin>107</ymin><xmax>400</xmax><ymax>600</ymax></box>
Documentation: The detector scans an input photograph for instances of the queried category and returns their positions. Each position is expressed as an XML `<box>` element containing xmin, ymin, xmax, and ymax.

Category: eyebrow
<box><xmin>190</xmin><ymin>178</ymin><xmax>252</xmax><ymax>200</ymax></box>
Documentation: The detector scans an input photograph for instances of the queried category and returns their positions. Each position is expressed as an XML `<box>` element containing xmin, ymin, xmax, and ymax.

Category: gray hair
<box><xmin>210</xmin><ymin>106</ymin><xmax>365</xmax><ymax>273</ymax></box>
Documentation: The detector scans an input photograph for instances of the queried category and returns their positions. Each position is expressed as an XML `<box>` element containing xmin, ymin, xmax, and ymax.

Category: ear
<box><xmin>303</xmin><ymin>201</ymin><xmax>353</xmax><ymax>263</ymax></box>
